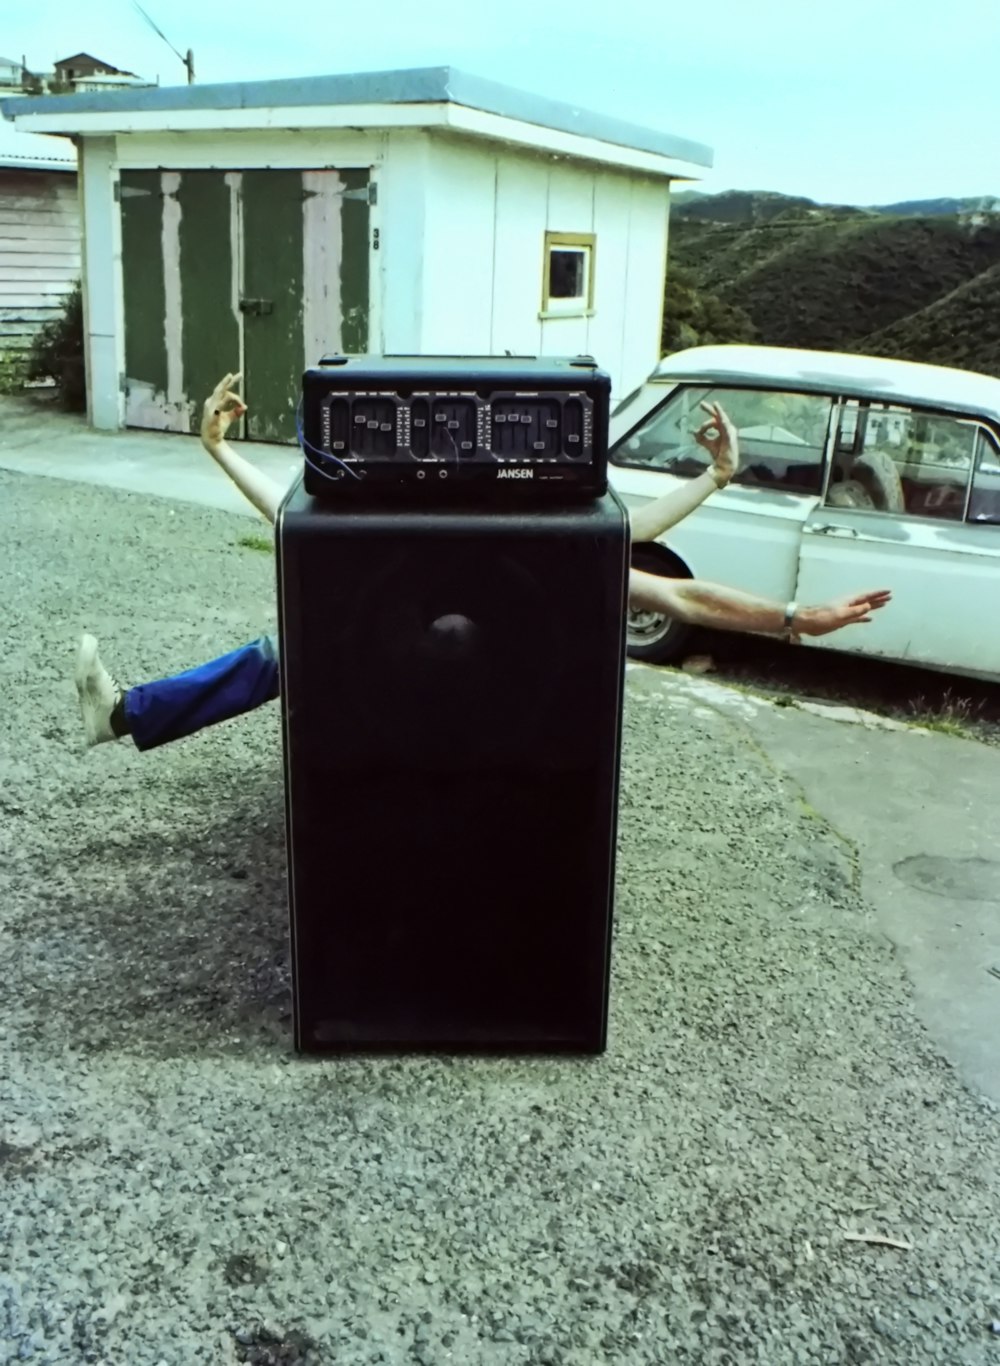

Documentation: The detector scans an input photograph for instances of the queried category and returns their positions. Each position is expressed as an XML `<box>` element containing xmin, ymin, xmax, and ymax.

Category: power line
<box><xmin>131</xmin><ymin>0</ymin><xmax>183</xmax><ymax>62</ymax></box>
<box><xmin>129</xmin><ymin>0</ymin><xmax>194</xmax><ymax>82</ymax></box>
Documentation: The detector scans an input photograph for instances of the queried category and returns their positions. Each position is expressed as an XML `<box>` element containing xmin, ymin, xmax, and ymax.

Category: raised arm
<box><xmin>200</xmin><ymin>372</ymin><xmax>286</xmax><ymax>526</ymax></box>
<box><xmin>629</xmin><ymin>401</ymin><xmax>739</xmax><ymax>542</ymax></box>
<box><xmin>629</xmin><ymin>569</ymin><xmax>892</xmax><ymax>639</ymax></box>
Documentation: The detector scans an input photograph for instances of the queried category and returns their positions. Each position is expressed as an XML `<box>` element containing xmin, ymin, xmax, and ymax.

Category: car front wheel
<box><xmin>627</xmin><ymin>545</ymin><xmax>694</xmax><ymax>665</ymax></box>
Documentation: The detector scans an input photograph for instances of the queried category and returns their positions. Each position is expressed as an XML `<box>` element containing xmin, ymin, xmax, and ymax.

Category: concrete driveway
<box><xmin>638</xmin><ymin>666</ymin><xmax>1000</xmax><ymax>1105</ymax></box>
<box><xmin>0</xmin><ymin>391</ymin><xmax>299</xmax><ymax>517</ymax></box>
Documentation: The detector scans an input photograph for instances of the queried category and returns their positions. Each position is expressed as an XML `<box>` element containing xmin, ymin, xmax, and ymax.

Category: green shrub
<box><xmin>661</xmin><ymin>263</ymin><xmax>757</xmax><ymax>354</ymax></box>
<box><xmin>0</xmin><ymin>349</ymin><xmax>29</xmax><ymax>395</ymax></box>
<box><xmin>29</xmin><ymin>281</ymin><xmax>86</xmax><ymax>411</ymax></box>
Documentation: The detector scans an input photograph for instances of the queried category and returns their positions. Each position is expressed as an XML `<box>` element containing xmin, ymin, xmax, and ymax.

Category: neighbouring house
<box><xmin>0</xmin><ymin>107</ymin><xmax>80</xmax><ymax>359</ymax></box>
<box><xmin>8</xmin><ymin>52</ymin><xmax>152</xmax><ymax>97</ymax></box>
<box><xmin>51</xmin><ymin>53</ymin><xmax>148</xmax><ymax>93</ymax></box>
<box><xmin>1</xmin><ymin>67</ymin><xmax>713</xmax><ymax>441</ymax></box>
<box><xmin>0</xmin><ymin>55</ymin><xmax>23</xmax><ymax>92</ymax></box>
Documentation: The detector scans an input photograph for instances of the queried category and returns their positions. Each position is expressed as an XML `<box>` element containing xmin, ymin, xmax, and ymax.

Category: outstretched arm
<box><xmin>629</xmin><ymin>402</ymin><xmax>739</xmax><ymax>542</ymax></box>
<box><xmin>629</xmin><ymin>569</ymin><xmax>892</xmax><ymax>639</ymax></box>
<box><xmin>200</xmin><ymin>373</ymin><xmax>285</xmax><ymax>526</ymax></box>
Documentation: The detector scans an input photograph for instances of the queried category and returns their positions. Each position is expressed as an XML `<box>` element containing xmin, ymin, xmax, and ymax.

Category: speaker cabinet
<box><xmin>276</xmin><ymin>475</ymin><xmax>629</xmax><ymax>1052</ymax></box>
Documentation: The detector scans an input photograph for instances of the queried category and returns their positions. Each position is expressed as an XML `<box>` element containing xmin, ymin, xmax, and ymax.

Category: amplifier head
<box><xmin>300</xmin><ymin>354</ymin><xmax>610</xmax><ymax>501</ymax></box>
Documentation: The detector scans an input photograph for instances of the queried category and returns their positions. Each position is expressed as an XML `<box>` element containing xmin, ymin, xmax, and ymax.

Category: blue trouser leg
<box><xmin>124</xmin><ymin>635</ymin><xmax>280</xmax><ymax>751</ymax></box>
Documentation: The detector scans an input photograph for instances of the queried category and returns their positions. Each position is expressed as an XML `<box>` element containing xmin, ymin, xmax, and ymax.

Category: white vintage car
<box><xmin>609</xmin><ymin>344</ymin><xmax>1000</xmax><ymax>682</ymax></box>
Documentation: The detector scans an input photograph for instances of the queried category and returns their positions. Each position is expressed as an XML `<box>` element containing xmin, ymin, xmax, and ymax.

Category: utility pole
<box><xmin>185</xmin><ymin>49</ymin><xmax>194</xmax><ymax>84</ymax></box>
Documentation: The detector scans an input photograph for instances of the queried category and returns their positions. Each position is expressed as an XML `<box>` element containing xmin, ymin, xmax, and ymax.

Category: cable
<box><xmin>438</xmin><ymin>418</ymin><xmax>461</xmax><ymax>468</ymax></box>
<box><xmin>295</xmin><ymin>401</ymin><xmax>363</xmax><ymax>483</ymax></box>
<box><xmin>295</xmin><ymin>399</ymin><xmax>468</xmax><ymax>485</ymax></box>
<box><xmin>130</xmin><ymin>0</ymin><xmax>187</xmax><ymax>65</ymax></box>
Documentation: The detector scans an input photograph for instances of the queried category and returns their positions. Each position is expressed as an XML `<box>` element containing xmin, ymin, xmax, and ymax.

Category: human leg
<box><xmin>74</xmin><ymin>633</ymin><xmax>280</xmax><ymax>751</ymax></box>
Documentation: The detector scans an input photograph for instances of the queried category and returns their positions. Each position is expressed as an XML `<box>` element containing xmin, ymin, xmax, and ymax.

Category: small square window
<box><xmin>541</xmin><ymin>232</ymin><xmax>595</xmax><ymax>318</ymax></box>
<box><xmin>549</xmin><ymin>249</ymin><xmax>586</xmax><ymax>299</ymax></box>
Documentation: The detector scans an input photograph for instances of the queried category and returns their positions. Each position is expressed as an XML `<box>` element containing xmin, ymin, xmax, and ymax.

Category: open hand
<box><xmin>694</xmin><ymin>401</ymin><xmax>739</xmax><ymax>485</ymax></box>
<box><xmin>796</xmin><ymin>589</ymin><xmax>893</xmax><ymax>638</ymax></box>
<box><xmin>201</xmin><ymin>372</ymin><xmax>247</xmax><ymax>449</ymax></box>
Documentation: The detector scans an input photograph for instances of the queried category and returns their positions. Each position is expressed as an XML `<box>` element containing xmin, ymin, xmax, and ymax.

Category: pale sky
<box><xmin>4</xmin><ymin>0</ymin><xmax>998</xmax><ymax>205</ymax></box>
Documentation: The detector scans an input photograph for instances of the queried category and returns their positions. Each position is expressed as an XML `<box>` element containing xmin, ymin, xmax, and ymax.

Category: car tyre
<box><xmin>627</xmin><ymin>544</ymin><xmax>694</xmax><ymax>664</ymax></box>
<box><xmin>850</xmin><ymin>447</ymin><xmax>905</xmax><ymax>512</ymax></box>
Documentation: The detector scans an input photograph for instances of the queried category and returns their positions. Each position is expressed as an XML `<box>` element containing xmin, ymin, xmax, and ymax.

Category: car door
<box><xmin>795</xmin><ymin>401</ymin><xmax>1000</xmax><ymax>679</ymax></box>
<box><xmin>610</xmin><ymin>383</ymin><xmax>832</xmax><ymax>599</ymax></box>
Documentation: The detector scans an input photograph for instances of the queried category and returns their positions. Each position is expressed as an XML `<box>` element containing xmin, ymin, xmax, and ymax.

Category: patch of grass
<box><xmin>236</xmin><ymin>534</ymin><xmax>273</xmax><ymax>553</ymax></box>
<box><xmin>918</xmin><ymin>718</ymin><xmax>972</xmax><ymax>739</ymax></box>
<box><xmin>0</xmin><ymin>349</ymin><xmax>28</xmax><ymax>395</ymax></box>
<box><xmin>681</xmin><ymin>628</ymin><xmax>1000</xmax><ymax>748</ymax></box>
<box><xmin>906</xmin><ymin>688</ymin><xmax>984</xmax><ymax>740</ymax></box>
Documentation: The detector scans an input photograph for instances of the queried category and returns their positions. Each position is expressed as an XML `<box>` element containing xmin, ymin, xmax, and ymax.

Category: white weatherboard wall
<box><xmin>409</xmin><ymin>134</ymin><xmax>670</xmax><ymax>398</ymax></box>
<box><xmin>71</xmin><ymin>123</ymin><xmax>673</xmax><ymax>427</ymax></box>
<box><xmin>111</xmin><ymin>124</ymin><xmax>671</xmax><ymax>402</ymax></box>
<box><xmin>0</xmin><ymin>169</ymin><xmax>80</xmax><ymax>353</ymax></box>
<box><xmin>376</xmin><ymin>129</ymin><xmax>429</xmax><ymax>354</ymax></box>
<box><xmin>78</xmin><ymin>136</ymin><xmax>124</xmax><ymax>429</ymax></box>
<box><xmin>112</xmin><ymin>127</ymin><xmax>381</xmax><ymax>173</ymax></box>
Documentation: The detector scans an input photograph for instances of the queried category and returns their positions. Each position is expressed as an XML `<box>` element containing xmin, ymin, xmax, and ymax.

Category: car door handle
<box><xmin>809</xmin><ymin>523</ymin><xmax>859</xmax><ymax>538</ymax></box>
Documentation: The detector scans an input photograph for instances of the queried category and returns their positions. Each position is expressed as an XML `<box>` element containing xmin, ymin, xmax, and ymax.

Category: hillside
<box><xmin>674</xmin><ymin>189</ymin><xmax>826</xmax><ymax>224</ymax></box>
<box><xmin>676</xmin><ymin>189</ymin><xmax>1000</xmax><ymax>220</ymax></box>
<box><xmin>872</xmin><ymin>195</ymin><xmax>1000</xmax><ymax>217</ymax></box>
<box><xmin>857</xmin><ymin>262</ymin><xmax>1000</xmax><ymax>375</ymax></box>
<box><xmin>666</xmin><ymin>190</ymin><xmax>1000</xmax><ymax>376</ymax></box>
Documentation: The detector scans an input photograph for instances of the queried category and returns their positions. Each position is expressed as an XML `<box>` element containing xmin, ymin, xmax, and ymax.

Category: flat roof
<box><xmin>0</xmin><ymin>65</ymin><xmax>713</xmax><ymax>170</ymax></box>
<box><xmin>650</xmin><ymin>344</ymin><xmax>1000</xmax><ymax>423</ymax></box>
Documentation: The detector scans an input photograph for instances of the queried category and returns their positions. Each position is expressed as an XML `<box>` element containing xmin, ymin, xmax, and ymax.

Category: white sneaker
<box><xmin>75</xmin><ymin>634</ymin><xmax>123</xmax><ymax>747</ymax></box>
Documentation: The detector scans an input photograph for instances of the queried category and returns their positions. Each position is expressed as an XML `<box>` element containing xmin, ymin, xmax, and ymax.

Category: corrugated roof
<box><xmin>0</xmin><ymin>116</ymin><xmax>75</xmax><ymax>171</ymax></box>
<box><xmin>0</xmin><ymin>65</ymin><xmax>713</xmax><ymax>168</ymax></box>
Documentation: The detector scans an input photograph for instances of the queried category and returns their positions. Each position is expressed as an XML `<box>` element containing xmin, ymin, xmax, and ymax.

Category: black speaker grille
<box><xmin>278</xmin><ymin>485</ymin><xmax>628</xmax><ymax>1050</ymax></box>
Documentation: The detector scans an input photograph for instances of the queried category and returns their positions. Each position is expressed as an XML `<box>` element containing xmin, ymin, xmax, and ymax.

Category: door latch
<box><xmin>811</xmin><ymin>523</ymin><xmax>859</xmax><ymax>538</ymax></box>
<box><xmin>239</xmin><ymin>297</ymin><xmax>274</xmax><ymax>316</ymax></box>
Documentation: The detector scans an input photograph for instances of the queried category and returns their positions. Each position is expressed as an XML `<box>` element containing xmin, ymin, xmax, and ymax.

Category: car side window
<box><xmin>968</xmin><ymin>429</ymin><xmax>1000</xmax><ymax>526</ymax></box>
<box><xmin>828</xmin><ymin>401</ymin><xmax>977</xmax><ymax>519</ymax></box>
<box><xmin>613</xmin><ymin>386</ymin><xmax>832</xmax><ymax>495</ymax></box>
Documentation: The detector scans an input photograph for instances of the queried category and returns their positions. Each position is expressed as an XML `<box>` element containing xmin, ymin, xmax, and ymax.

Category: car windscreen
<box><xmin>612</xmin><ymin>384</ymin><xmax>833</xmax><ymax>496</ymax></box>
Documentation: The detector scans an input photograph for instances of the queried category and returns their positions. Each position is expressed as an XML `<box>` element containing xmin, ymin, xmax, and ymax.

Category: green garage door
<box><xmin>120</xmin><ymin>167</ymin><xmax>371</xmax><ymax>442</ymax></box>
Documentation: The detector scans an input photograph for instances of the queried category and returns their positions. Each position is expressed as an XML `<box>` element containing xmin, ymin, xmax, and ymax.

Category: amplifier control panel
<box><xmin>301</xmin><ymin>355</ymin><xmax>609</xmax><ymax>499</ymax></box>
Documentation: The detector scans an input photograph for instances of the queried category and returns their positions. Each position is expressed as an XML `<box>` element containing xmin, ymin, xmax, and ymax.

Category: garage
<box><xmin>2</xmin><ymin>67</ymin><xmax>713</xmax><ymax>437</ymax></box>
<box><xmin>119</xmin><ymin>167</ymin><xmax>370</xmax><ymax>440</ymax></box>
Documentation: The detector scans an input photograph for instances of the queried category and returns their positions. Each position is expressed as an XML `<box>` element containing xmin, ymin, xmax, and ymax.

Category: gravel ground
<box><xmin>2</xmin><ymin>468</ymin><xmax>1000</xmax><ymax>1366</ymax></box>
